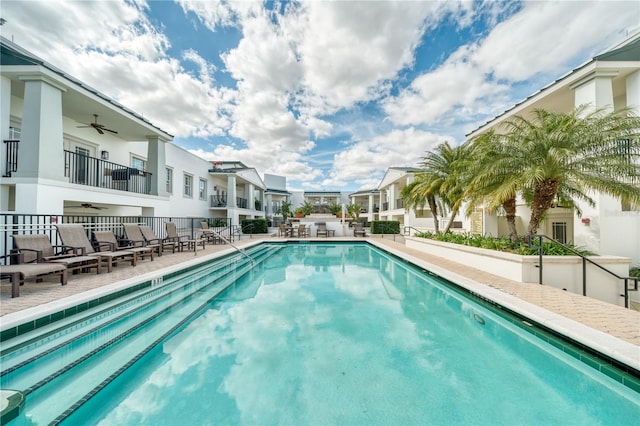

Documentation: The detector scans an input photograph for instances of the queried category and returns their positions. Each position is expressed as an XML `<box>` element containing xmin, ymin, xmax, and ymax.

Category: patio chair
<box><xmin>165</xmin><ymin>222</ymin><xmax>206</xmax><ymax>252</ymax></box>
<box><xmin>200</xmin><ymin>221</ymin><xmax>223</xmax><ymax>244</ymax></box>
<box><xmin>55</xmin><ymin>224</ymin><xmax>136</xmax><ymax>273</ymax></box>
<box><xmin>1</xmin><ymin>254</ymin><xmax>68</xmax><ymax>298</ymax></box>
<box><xmin>12</xmin><ymin>234</ymin><xmax>101</xmax><ymax>275</ymax></box>
<box><xmin>279</xmin><ymin>224</ymin><xmax>293</xmax><ymax>237</ymax></box>
<box><xmin>123</xmin><ymin>224</ymin><xmax>163</xmax><ymax>256</ymax></box>
<box><xmin>353</xmin><ymin>223</ymin><xmax>366</xmax><ymax>237</ymax></box>
<box><xmin>316</xmin><ymin>222</ymin><xmax>328</xmax><ymax>237</ymax></box>
<box><xmin>93</xmin><ymin>231</ymin><xmax>154</xmax><ymax>263</ymax></box>
<box><xmin>296</xmin><ymin>224</ymin><xmax>309</xmax><ymax>238</ymax></box>
<box><xmin>139</xmin><ymin>226</ymin><xmax>177</xmax><ymax>254</ymax></box>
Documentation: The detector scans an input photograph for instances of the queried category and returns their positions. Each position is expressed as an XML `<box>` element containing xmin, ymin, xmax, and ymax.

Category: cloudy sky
<box><xmin>1</xmin><ymin>1</ymin><xmax>638</xmax><ymax>191</ymax></box>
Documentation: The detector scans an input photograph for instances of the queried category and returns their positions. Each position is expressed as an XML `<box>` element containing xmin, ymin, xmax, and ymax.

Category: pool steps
<box><xmin>0</xmin><ymin>244</ymin><xmax>281</xmax><ymax>425</ymax></box>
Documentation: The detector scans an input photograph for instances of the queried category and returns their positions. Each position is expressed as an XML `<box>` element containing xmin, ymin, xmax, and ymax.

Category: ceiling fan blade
<box><xmin>102</xmin><ymin>128</ymin><xmax>118</xmax><ymax>134</ymax></box>
<box><xmin>95</xmin><ymin>127</ymin><xmax>104</xmax><ymax>135</ymax></box>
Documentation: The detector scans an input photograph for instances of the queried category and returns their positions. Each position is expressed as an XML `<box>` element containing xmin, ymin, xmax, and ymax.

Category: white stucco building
<box><xmin>466</xmin><ymin>32</ymin><xmax>640</xmax><ymax>264</ymax></box>
<box><xmin>0</xmin><ymin>36</ymin><xmax>266</xmax><ymax>225</ymax></box>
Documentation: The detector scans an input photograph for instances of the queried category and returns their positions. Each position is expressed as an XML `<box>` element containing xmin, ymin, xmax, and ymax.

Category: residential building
<box><xmin>466</xmin><ymin>32</ymin><xmax>640</xmax><ymax>263</ymax></box>
<box><xmin>0</xmin><ymin>36</ymin><xmax>266</xmax><ymax>224</ymax></box>
<box><xmin>348</xmin><ymin>189</ymin><xmax>380</xmax><ymax>223</ymax></box>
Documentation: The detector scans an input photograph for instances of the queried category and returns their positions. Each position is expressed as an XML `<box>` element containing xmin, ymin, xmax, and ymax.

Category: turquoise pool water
<box><xmin>1</xmin><ymin>243</ymin><xmax>638</xmax><ymax>425</ymax></box>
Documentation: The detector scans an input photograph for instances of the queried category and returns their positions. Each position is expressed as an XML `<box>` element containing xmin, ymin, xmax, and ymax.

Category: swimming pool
<box><xmin>1</xmin><ymin>242</ymin><xmax>638</xmax><ymax>424</ymax></box>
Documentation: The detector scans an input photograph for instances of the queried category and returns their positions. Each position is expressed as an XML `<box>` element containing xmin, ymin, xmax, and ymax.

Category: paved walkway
<box><xmin>2</xmin><ymin>236</ymin><xmax>639</xmax><ymax>348</ymax></box>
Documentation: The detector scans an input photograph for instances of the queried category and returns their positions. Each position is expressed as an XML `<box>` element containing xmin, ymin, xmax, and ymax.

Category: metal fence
<box><xmin>0</xmin><ymin>214</ymin><xmax>232</xmax><ymax>264</ymax></box>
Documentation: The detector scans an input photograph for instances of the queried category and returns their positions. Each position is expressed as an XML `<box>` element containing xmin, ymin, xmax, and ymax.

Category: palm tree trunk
<box><xmin>427</xmin><ymin>195</ymin><xmax>440</xmax><ymax>234</ymax></box>
<box><xmin>528</xmin><ymin>179</ymin><xmax>559</xmax><ymax>235</ymax></box>
<box><xmin>502</xmin><ymin>197</ymin><xmax>518</xmax><ymax>243</ymax></box>
<box><xmin>443</xmin><ymin>205</ymin><xmax>461</xmax><ymax>234</ymax></box>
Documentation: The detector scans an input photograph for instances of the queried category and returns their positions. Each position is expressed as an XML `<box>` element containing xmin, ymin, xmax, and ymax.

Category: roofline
<box><xmin>465</xmin><ymin>31</ymin><xmax>640</xmax><ymax>139</ymax></box>
<box><xmin>0</xmin><ymin>36</ymin><xmax>174</xmax><ymax>140</ymax></box>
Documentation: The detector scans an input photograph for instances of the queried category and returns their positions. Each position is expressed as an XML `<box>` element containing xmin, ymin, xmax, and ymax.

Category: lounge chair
<box><xmin>139</xmin><ymin>226</ymin><xmax>177</xmax><ymax>254</ymax></box>
<box><xmin>12</xmin><ymin>234</ymin><xmax>101</xmax><ymax>275</ymax></box>
<box><xmin>200</xmin><ymin>221</ymin><xmax>223</xmax><ymax>244</ymax></box>
<box><xmin>93</xmin><ymin>230</ymin><xmax>154</xmax><ymax>263</ymax></box>
<box><xmin>55</xmin><ymin>224</ymin><xmax>136</xmax><ymax>273</ymax></box>
<box><xmin>1</xmin><ymin>254</ymin><xmax>68</xmax><ymax>297</ymax></box>
<box><xmin>353</xmin><ymin>223</ymin><xmax>366</xmax><ymax>237</ymax></box>
<box><xmin>123</xmin><ymin>224</ymin><xmax>163</xmax><ymax>256</ymax></box>
<box><xmin>165</xmin><ymin>222</ymin><xmax>206</xmax><ymax>252</ymax></box>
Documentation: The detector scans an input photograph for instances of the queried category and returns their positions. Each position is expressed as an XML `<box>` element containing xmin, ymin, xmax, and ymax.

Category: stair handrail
<box><xmin>211</xmin><ymin>229</ymin><xmax>255</xmax><ymax>265</ymax></box>
<box><xmin>527</xmin><ymin>234</ymin><xmax>638</xmax><ymax>308</ymax></box>
<box><xmin>403</xmin><ymin>226</ymin><xmax>424</xmax><ymax>236</ymax></box>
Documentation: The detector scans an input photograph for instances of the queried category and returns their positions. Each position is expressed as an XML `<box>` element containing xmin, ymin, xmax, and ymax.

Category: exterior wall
<box><xmin>405</xmin><ymin>237</ymin><xmax>632</xmax><ymax>307</ymax></box>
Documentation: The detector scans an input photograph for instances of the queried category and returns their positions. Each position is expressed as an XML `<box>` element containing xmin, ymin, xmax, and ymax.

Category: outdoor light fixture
<box><xmin>101</xmin><ymin>150</ymin><xmax>109</xmax><ymax>160</ymax></box>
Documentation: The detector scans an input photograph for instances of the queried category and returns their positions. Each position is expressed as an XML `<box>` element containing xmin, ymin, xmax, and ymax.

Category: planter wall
<box><xmin>405</xmin><ymin>237</ymin><xmax>632</xmax><ymax>307</ymax></box>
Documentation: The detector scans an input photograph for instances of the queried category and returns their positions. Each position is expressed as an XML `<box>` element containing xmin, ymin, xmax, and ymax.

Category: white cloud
<box><xmin>384</xmin><ymin>0</ymin><xmax>639</xmax><ymax>128</ymax></box>
<box><xmin>327</xmin><ymin>128</ymin><xmax>450</xmax><ymax>189</ymax></box>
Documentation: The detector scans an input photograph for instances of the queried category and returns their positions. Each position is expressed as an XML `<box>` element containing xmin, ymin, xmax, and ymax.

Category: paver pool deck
<box><xmin>2</xmin><ymin>236</ymin><xmax>639</xmax><ymax>351</ymax></box>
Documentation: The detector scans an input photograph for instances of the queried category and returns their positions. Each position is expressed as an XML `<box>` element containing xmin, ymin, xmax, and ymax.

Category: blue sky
<box><xmin>1</xmin><ymin>1</ymin><xmax>638</xmax><ymax>191</ymax></box>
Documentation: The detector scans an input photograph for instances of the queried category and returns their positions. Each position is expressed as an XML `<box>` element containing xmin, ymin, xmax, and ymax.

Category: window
<box><xmin>552</xmin><ymin>222</ymin><xmax>567</xmax><ymax>244</ymax></box>
<box><xmin>184</xmin><ymin>174</ymin><xmax>193</xmax><ymax>197</ymax></box>
<box><xmin>199</xmin><ymin>179</ymin><xmax>207</xmax><ymax>200</ymax></box>
<box><xmin>166</xmin><ymin>168</ymin><xmax>173</xmax><ymax>194</ymax></box>
<box><xmin>131</xmin><ymin>156</ymin><xmax>145</xmax><ymax>172</ymax></box>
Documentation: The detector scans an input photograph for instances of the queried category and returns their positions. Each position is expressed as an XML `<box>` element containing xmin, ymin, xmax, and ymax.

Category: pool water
<box><xmin>2</xmin><ymin>243</ymin><xmax>638</xmax><ymax>425</ymax></box>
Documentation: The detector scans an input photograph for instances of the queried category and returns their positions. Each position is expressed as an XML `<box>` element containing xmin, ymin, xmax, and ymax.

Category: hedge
<box><xmin>370</xmin><ymin>220</ymin><xmax>400</xmax><ymax>234</ymax></box>
<box><xmin>241</xmin><ymin>219</ymin><xmax>268</xmax><ymax>234</ymax></box>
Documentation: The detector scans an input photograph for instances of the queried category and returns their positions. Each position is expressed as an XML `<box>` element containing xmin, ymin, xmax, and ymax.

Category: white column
<box><xmin>146</xmin><ymin>136</ymin><xmax>167</xmax><ymax>196</ymax></box>
<box><xmin>572</xmin><ymin>71</ymin><xmax>616</xmax><ymax>114</ymax></box>
<box><xmin>15</xmin><ymin>76</ymin><xmax>66</xmax><ymax>180</ymax></box>
<box><xmin>248</xmin><ymin>184</ymin><xmax>255</xmax><ymax>210</ymax></box>
<box><xmin>368</xmin><ymin>194</ymin><xmax>374</xmax><ymax>220</ymax></box>
<box><xmin>626</xmin><ymin>70</ymin><xmax>640</xmax><ymax>114</ymax></box>
<box><xmin>227</xmin><ymin>175</ymin><xmax>236</xmax><ymax>207</ymax></box>
<box><xmin>1</xmin><ymin>76</ymin><xmax>11</xmax><ymax>210</ymax></box>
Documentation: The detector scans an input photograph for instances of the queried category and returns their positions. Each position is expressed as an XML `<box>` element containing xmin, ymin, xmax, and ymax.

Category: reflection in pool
<box><xmin>5</xmin><ymin>243</ymin><xmax>639</xmax><ymax>425</ymax></box>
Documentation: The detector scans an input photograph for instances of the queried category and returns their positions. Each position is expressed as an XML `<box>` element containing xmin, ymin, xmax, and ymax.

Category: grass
<box><xmin>414</xmin><ymin>231</ymin><xmax>595</xmax><ymax>256</ymax></box>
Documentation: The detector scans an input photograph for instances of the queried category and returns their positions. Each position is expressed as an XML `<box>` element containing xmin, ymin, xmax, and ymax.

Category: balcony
<box><xmin>64</xmin><ymin>150</ymin><xmax>152</xmax><ymax>194</ymax></box>
<box><xmin>210</xmin><ymin>195</ymin><xmax>227</xmax><ymax>207</ymax></box>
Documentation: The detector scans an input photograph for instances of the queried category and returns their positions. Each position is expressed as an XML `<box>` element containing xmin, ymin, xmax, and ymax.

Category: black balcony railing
<box><xmin>382</xmin><ymin>202</ymin><xmax>389</xmax><ymax>211</ymax></box>
<box><xmin>3</xmin><ymin>140</ymin><xmax>19</xmax><ymax>177</ymax></box>
<box><xmin>237</xmin><ymin>197</ymin><xmax>248</xmax><ymax>209</ymax></box>
<box><xmin>395</xmin><ymin>199</ymin><xmax>404</xmax><ymax>209</ymax></box>
<box><xmin>64</xmin><ymin>150</ymin><xmax>152</xmax><ymax>195</ymax></box>
<box><xmin>210</xmin><ymin>195</ymin><xmax>227</xmax><ymax>207</ymax></box>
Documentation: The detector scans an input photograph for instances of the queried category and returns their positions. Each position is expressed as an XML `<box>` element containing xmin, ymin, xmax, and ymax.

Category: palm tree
<box><xmin>403</xmin><ymin>141</ymin><xmax>473</xmax><ymax>234</ymax></box>
<box><xmin>464</xmin><ymin>131</ymin><xmax>522</xmax><ymax>242</ymax></box>
<box><xmin>502</xmin><ymin>106</ymin><xmax>640</xmax><ymax>236</ymax></box>
<box><xmin>401</xmin><ymin>180</ymin><xmax>441</xmax><ymax>234</ymax></box>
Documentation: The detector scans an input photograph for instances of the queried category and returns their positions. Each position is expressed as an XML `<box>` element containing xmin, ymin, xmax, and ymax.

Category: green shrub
<box><xmin>629</xmin><ymin>267</ymin><xmax>640</xmax><ymax>279</ymax></box>
<box><xmin>371</xmin><ymin>221</ymin><xmax>400</xmax><ymax>234</ymax></box>
<box><xmin>240</xmin><ymin>219</ymin><xmax>268</xmax><ymax>234</ymax></box>
<box><xmin>415</xmin><ymin>232</ymin><xmax>594</xmax><ymax>256</ymax></box>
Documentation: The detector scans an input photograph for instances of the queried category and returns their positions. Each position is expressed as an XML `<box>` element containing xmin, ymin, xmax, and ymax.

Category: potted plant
<box><xmin>280</xmin><ymin>201</ymin><xmax>292</xmax><ymax>222</ymax></box>
<box><xmin>294</xmin><ymin>208</ymin><xmax>305</xmax><ymax>218</ymax></box>
<box><xmin>254</xmin><ymin>199</ymin><xmax>262</xmax><ymax>210</ymax></box>
<box><xmin>300</xmin><ymin>201</ymin><xmax>313</xmax><ymax>216</ymax></box>
<box><xmin>329</xmin><ymin>202</ymin><xmax>342</xmax><ymax>217</ymax></box>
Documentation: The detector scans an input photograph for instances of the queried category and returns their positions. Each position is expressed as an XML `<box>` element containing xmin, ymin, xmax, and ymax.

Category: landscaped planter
<box><xmin>405</xmin><ymin>236</ymin><xmax>632</xmax><ymax>307</ymax></box>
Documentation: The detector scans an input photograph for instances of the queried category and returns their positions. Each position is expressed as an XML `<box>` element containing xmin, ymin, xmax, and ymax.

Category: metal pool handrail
<box><xmin>527</xmin><ymin>234</ymin><xmax>638</xmax><ymax>308</ymax></box>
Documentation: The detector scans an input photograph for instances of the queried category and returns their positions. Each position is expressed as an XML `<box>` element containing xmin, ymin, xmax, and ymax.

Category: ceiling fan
<box><xmin>67</xmin><ymin>203</ymin><xmax>108</xmax><ymax>210</ymax></box>
<box><xmin>77</xmin><ymin>114</ymin><xmax>118</xmax><ymax>135</ymax></box>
